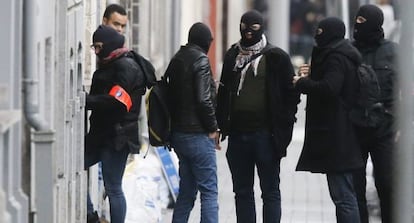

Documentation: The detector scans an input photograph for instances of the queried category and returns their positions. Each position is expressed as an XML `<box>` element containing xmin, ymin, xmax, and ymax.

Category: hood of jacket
<box><xmin>312</xmin><ymin>39</ymin><xmax>362</xmax><ymax>66</ymax></box>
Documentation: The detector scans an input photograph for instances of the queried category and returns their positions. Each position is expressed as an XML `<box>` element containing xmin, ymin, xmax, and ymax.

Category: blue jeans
<box><xmin>226</xmin><ymin>131</ymin><xmax>281</xmax><ymax>223</ymax></box>
<box><xmin>171</xmin><ymin>132</ymin><xmax>218</xmax><ymax>223</ymax></box>
<box><xmin>85</xmin><ymin>143</ymin><xmax>129</xmax><ymax>223</ymax></box>
<box><xmin>327</xmin><ymin>173</ymin><xmax>360</xmax><ymax>223</ymax></box>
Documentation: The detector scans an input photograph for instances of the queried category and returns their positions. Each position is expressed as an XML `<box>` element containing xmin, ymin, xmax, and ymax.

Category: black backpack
<box><xmin>145</xmin><ymin>75</ymin><xmax>171</xmax><ymax>147</ymax></box>
<box><xmin>349</xmin><ymin>63</ymin><xmax>385</xmax><ymax>128</ymax></box>
<box><xmin>129</xmin><ymin>50</ymin><xmax>157</xmax><ymax>89</ymax></box>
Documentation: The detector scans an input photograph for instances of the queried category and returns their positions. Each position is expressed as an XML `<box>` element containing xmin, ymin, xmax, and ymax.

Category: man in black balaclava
<box><xmin>86</xmin><ymin>24</ymin><xmax>151</xmax><ymax>223</ymax></box>
<box><xmin>240</xmin><ymin>10</ymin><xmax>264</xmax><ymax>46</ymax></box>
<box><xmin>217</xmin><ymin>10</ymin><xmax>300</xmax><ymax>223</ymax></box>
<box><xmin>293</xmin><ymin>16</ymin><xmax>364</xmax><ymax>223</ymax></box>
<box><xmin>352</xmin><ymin>4</ymin><xmax>398</xmax><ymax>223</ymax></box>
<box><xmin>314</xmin><ymin>17</ymin><xmax>345</xmax><ymax>47</ymax></box>
<box><xmin>165</xmin><ymin>22</ymin><xmax>219</xmax><ymax>223</ymax></box>
<box><xmin>92</xmin><ymin>25</ymin><xmax>125</xmax><ymax>60</ymax></box>
<box><xmin>188</xmin><ymin>22</ymin><xmax>213</xmax><ymax>53</ymax></box>
<box><xmin>354</xmin><ymin>4</ymin><xmax>384</xmax><ymax>46</ymax></box>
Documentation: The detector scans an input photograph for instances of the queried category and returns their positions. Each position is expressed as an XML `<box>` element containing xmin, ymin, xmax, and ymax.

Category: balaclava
<box><xmin>92</xmin><ymin>25</ymin><xmax>125</xmax><ymax>59</ymax></box>
<box><xmin>188</xmin><ymin>22</ymin><xmax>213</xmax><ymax>53</ymax></box>
<box><xmin>353</xmin><ymin>4</ymin><xmax>384</xmax><ymax>44</ymax></box>
<box><xmin>314</xmin><ymin>17</ymin><xmax>345</xmax><ymax>47</ymax></box>
<box><xmin>240</xmin><ymin>10</ymin><xmax>264</xmax><ymax>47</ymax></box>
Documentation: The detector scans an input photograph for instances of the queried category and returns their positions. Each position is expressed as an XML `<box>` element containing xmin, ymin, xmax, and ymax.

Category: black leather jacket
<box><xmin>166</xmin><ymin>44</ymin><xmax>218</xmax><ymax>133</ymax></box>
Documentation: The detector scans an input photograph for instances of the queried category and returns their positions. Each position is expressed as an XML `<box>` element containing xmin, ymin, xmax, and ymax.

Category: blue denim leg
<box><xmin>327</xmin><ymin>173</ymin><xmax>361</xmax><ymax>223</ymax></box>
<box><xmin>226</xmin><ymin>131</ymin><xmax>281</xmax><ymax>223</ymax></box>
<box><xmin>171</xmin><ymin>132</ymin><xmax>218</xmax><ymax>223</ymax></box>
<box><xmin>85</xmin><ymin>144</ymin><xmax>129</xmax><ymax>223</ymax></box>
<box><xmin>101</xmin><ymin>147</ymin><xmax>129</xmax><ymax>223</ymax></box>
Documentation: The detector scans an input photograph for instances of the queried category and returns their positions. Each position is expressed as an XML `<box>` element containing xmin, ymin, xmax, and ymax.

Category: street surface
<box><xmin>162</xmin><ymin>96</ymin><xmax>381</xmax><ymax>223</ymax></box>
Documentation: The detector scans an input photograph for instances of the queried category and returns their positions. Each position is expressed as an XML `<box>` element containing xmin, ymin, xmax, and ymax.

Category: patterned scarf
<box><xmin>99</xmin><ymin>47</ymin><xmax>130</xmax><ymax>64</ymax></box>
<box><xmin>233</xmin><ymin>35</ymin><xmax>267</xmax><ymax>95</ymax></box>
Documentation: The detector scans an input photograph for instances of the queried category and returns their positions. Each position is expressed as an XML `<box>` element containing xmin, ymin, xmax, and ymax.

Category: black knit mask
<box><xmin>240</xmin><ymin>10</ymin><xmax>264</xmax><ymax>47</ymax></box>
<box><xmin>353</xmin><ymin>4</ymin><xmax>384</xmax><ymax>44</ymax></box>
<box><xmin>92</xmin><ymin>25</ymin><xmax>125</xmax><ymax>59</ymax></box>
<box><xmin>314</xmin><ymin>17</ymin><xmax>345</xmax><ymax>47</ymax></box>
<box><xmin>188</xmin><ymin>22</ymin><xmax>213</xmax><ymax>53</ymax></box>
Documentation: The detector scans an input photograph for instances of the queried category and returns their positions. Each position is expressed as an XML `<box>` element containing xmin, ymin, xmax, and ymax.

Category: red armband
<box><xmin>109</xmin><ymin>85</ymin><xmax>132</xmax><ymax>112</ymax></box>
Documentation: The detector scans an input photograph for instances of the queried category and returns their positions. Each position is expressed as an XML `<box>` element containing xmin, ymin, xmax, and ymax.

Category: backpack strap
<box><xmin>129</xmin><ymin>50</ymin><xmax>157</xmax><ymax>88</ymax></box>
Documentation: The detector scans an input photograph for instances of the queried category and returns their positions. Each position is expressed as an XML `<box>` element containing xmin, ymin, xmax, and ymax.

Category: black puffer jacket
<box><xmin>167</xmin><ymin>44</ymin><xmax>218</xmax><ymax>133</ymax></box>
<box><xmin>86</xmin><ymin>52</ymin><xmax>153</xmax><ymax>153</ymax></box>
<box><xmin>295</xmin><ymin>39</ymin><xmax>364</xmax><ymax>173</ymax></box>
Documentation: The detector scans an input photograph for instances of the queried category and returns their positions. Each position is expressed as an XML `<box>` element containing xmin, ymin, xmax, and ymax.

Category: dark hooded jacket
<box><xmin>353</xmin><ymin>4</ymin><xmax>398</xmax><ymax>116</ymax></box>
<box><xmin>352</xmin><ymin>4</ymin><xmax>398</xmax><ymax>137</ymax></box>
<box><xmin>295</xmin><ymin>39</ymin><xmax>364</xmax><ymax>173</ymax></box>
<box><xmin>217</xmin><ymin>43</ymin><xmax>300</xmax><ymax>158</ymax></box>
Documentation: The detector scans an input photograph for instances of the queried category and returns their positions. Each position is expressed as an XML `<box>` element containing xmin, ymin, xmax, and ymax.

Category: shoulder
<box><xmin>377</xmin><ymin>40</ymin><xmax>398</xmax><ymax>56</ymax></box>
<box><xmin>263</xmin><ymin>43</ymin><xmax>289</xmax><ymax>58</ymax></box>
<box><xmin>113</xmin><ymin>54</ymin><xmax>138</xmax><ymax>67</ymax></box>
<box><xmin>224</xmin><ymin>43</ymin><xmax>239</xmax><ymax>58</ymax></box>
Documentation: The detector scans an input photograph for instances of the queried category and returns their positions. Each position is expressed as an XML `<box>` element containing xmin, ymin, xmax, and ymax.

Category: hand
<box><xmin>292</xmin><ymin>75</ymin><xmax>301</xmax><ymax>85</ymax></box>
<box><xmin>208</xmin><ymin>131</ymin><xmax>221</xmax><ymax>150</ymax></box>
<box><xmin>298</xmin><ymin>64</ymin><xmax>310</xmax><ymax>77</ymax></box>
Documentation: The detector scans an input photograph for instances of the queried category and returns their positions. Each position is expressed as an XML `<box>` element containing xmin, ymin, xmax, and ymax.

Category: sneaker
<box><xmin>87</xmin><ymin>211</ymin><xmax>99</xmax><ymax>223</ymax></box>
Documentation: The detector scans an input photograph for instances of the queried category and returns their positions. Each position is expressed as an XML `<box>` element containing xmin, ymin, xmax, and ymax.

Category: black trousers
<box><xmin>353</xmin><ymin>117</ymin><xmax>394</xmax><ymax>223</ymax></box>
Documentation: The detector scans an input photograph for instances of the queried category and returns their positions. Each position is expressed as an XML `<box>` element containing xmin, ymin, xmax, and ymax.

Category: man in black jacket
<box><xmin>217</xmin><ymin>10</ymin><xmax>299</xmax><ymax>222</ymax></box>
<box><xmin>166</xmin><ymin>22</ymin><xmax>219</xmax><ymax>223</ymax></box>
<box><xmin>85</xmin><ymin>25</ymin><xmax>153</xmax><ymax>223</ymax></box>
<box><xmin>352</xmin><ymin>5</ymin><xmax>398</xmax><ymax>223</ymax></box>
<box><xmin>294</xmin><ymin>17</ymin><xmax>363</xmax><ymax>223</ymax></box>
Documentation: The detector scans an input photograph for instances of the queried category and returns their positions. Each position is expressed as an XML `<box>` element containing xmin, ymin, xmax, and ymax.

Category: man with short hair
<box><xmin>102</xmin><ymin>4</ymin><xmax>128</xmax><ymax>34</ymax></box>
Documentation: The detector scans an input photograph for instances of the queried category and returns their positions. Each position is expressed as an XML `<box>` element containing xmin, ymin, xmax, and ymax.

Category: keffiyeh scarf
<box><xmin>233</xmin><ymin>35</ymin><xmax>267</xmax><ymax>95</ymax></box>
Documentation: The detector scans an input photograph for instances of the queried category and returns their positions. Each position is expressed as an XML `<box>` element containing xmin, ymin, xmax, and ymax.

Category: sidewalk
<box><xmin>161</xmin><ymin>98</ymin><xmax>381</xmax><ymax>223</ymax></box>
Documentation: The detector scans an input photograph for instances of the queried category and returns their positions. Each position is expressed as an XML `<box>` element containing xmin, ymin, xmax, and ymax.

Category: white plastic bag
<box><xmin>123</xmin><ymin>150</ymin><xmax>170</xmax><ymax>223</ymax></box>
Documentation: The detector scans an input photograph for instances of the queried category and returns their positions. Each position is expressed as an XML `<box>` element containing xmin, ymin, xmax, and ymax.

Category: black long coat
<box><xmin>295</xmin><ymin>39</ymin><xmax>364</xmax><ymax>173</ymax></box>
<box><xmin>217</xmin><ymin>43</ymin><xmax>300</xmax><ymax>158</ymax></box>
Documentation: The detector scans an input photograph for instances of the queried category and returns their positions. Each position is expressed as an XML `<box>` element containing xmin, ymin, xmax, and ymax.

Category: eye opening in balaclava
<box><xmin>353</xmin><ymin>4</ymin><xmax>384</xmax><ymax>44</ymax></box>
<box><xmin>92</xmin><ymin>25</ymin><xmax>125</xmax><ymax>59</ymax></box>
<box><xmin>240</xmin><ymin>10</ymin><xmax>264</xmax><ymax>47</ymax></box>
<box><xmin>314</xmin><ymin>17</ymin><xmax>345</xmax><ymax>47</ymax></box>
<box><xmin>188</xmin><ymin>22</ymin><xmax>213</xmax><ymax>53</ymax></box>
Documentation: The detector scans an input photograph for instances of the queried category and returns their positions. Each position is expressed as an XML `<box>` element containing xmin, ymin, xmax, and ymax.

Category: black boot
<box><xmin>87</xmin><ymin>211</ymin><xmax>99</xmax><ymax>223</ymax></box>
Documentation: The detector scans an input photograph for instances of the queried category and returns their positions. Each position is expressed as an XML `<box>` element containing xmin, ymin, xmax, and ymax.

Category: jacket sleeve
<box><xmin>278</xmin><ymin>50</ymin><xmax>301</xmax><ymax>123</ymax></box>
<box><xmin>86</xmin><ymin>80</ymin><xmax>126</xmax><ymax>113</ymax></box>
<box><xmin>86</xmin><ymin>61</ymin><xmax>138</xmax><ymax>114</ymax></box>
<box><xmin>296</xmin><ymin>54</ymin><xmax>345</xmax><ymax>97</ymax></box>
<box><xmin>216</xmin><ymin>46</ymin><xmax>238</xmax><ymax>140</ymax></box>
<box><xmin>192</xmin><ymin>55</ymin><xmax>218</xmax><ymax>133</ymax></box>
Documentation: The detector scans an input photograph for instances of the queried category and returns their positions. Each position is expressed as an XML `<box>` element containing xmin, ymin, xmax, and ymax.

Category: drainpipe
<box><xmin>23</xmin><ymin>1</ymin><xmax>56</xmax><ymax>223</ymax></box>
<box><xmin>23</xmin><ymin>0</ymin><xmax>48</xmax><ymax>131</ymax></box>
